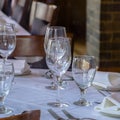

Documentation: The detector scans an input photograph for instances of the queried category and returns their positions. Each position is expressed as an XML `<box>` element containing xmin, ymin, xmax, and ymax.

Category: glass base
<box><xmin>0</xmin><ymin>106</ymin><xmax>13</xmax><ymax>114</ymax></box>
<box><xmin>73</xmin><ymin>99</ymin><xmax>91</xmax><ymax>106</ymax></box>
<box><xmin>47</xmin><ymin>102</ymin><xmax>69</xmax><ymax>108</ymax></box>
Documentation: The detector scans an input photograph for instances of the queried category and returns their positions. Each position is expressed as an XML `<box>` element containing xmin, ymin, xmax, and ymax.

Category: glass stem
<box><xmin>56</xmin><ymin>76</ymin><xmax>62</xmax><ymax>103</ymax></box>
<box><xmin>0</xmin><ymin>81</ymin><xmax>5</xmax><ymax>112</ymax></box>
<box><xmin>3</xmin><ymin>56</ymin><xmax>7</xmax><ymax>63</ymax></box>
<box><xmin>80</xmin><ymin>71</ymin><xmax>87</xmax><ymax>101</ymax></box>
<box><xmin>80</xmin><ymin>88</ymin><xmax>86</xmax><ymax>101</ymax></box>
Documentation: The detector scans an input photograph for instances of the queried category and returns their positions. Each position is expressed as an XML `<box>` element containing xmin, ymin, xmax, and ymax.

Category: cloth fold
<box><xmin>93</xmin><ymin>72</ymin><xmax>120</xmax><ymax>91</ymax></box>
<box><xmin>94</xmin><ymin>93</ymin><xmax>120</xmax><ymax>117</ymax></box>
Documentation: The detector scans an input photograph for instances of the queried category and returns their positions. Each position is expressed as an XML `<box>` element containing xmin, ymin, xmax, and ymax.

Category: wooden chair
<box><xmin>29</xmin><ymin>1</ymin><xmax>58</xmax><ymax>35</ymax></box>
<box><xmin>10</xmin><ymin>35</ymin><xmax>47</xmax><ymax>68</ymax></box>
<box><xmin>0</xmin><ymin>0</ymin><xmax>5</xmax><ymax>10</ymax></box>
<box><xmin>11</xmin><ymin>36</ymin><xmax>45</xmax><ymax>57</ymax></box>
<box><xmin>11</xmin><ymin>0</ymin><xmax>33</xmax><ymax>29</ymax></box>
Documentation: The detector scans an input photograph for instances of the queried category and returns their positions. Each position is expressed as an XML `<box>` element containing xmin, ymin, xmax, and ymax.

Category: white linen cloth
<box><xmin>0</xmin><ymin>70</ymin><xmax>118</xmax><ymax>120</ymax></box>
<box><xmin>93</xmin><ymin>72</ymin><xmax>120</xmax><ymax>91</ymax></box>
<box><xmin>94</xmin><ymin>92</ymin><xmax>120</xmax><ymax>117</ymax></box>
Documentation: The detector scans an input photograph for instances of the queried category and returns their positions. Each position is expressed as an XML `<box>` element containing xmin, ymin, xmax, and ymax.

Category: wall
<box><xmin>55</xmin><ymin>0</ymin><xmax>86</xmax><ymax>39</ymax></box>
<box><xmin>86</xmin><ymin>0</ymin><xmax>120</xmax><ymax>71</ymax></box>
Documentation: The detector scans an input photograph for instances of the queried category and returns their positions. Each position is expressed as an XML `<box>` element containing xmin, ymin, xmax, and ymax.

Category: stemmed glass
<box><xmin>0</xmin><ymin>61</ymin><xmax>14</xmax><ymax>114</ymax></box>
<box><xmin>46</xmin><ymin>37</ymin><xmax>71</xmax><ymax>107</ymax></box>
<box><xmin>44</xmin><ymin>26</ymin><xmax>67</xmax><ymax>90</ymax></box>
<box><xmin>72</xmin><ymin>55</ymin><xmax>97</xmax><ymax>106</ymax></box>
<box><xmin>0</xmin><ymin>23</ymin><xmax>16</xmax><ymax>62</ymax></box>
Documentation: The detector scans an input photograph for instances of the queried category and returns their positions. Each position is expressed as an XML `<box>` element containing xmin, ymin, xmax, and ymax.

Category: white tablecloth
<box><xmin>0</xmin><ymin>11</ymin><xmax>30</xmax><ymax>36</ymax></box>
<box><xmin>1</xmin><ymin>69</ymin><xmax>119</xmax><ymax>120</ymax></box>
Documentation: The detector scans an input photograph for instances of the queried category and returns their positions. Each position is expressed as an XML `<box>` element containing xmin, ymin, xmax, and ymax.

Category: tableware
<box><xmin>95</xmin><ymin>105</ymin><xmax>120</xmax><ymax>118</ymax></box>
<box><xmin>44</xmin><ymin>26</ymin><xmax>67</xmax><ymax>90</ymax></box>
<box><xmin>62</xmin><ymin>109</ymin><xmax>96</xmax><ymax>120</ymax></box>
<box><xmin>48</xmin><ymin>109</ymin><xmax>65</xmax><ymax>120</ymax></box>
<box><xmin>10</xmin><ymin>59</ymin><xmax>31</xmax><ymax>76</ymax></box>
<box><xmin>97</xmin><ymin>89</ymin><xmax>111</xmax><ymax>97</ymax></box>
<box><xmin>0</xmin><ymin>23</ymin><xmax>16</xmax><ymax>62</ymax></box>
<box><xmin>0</xmin><ymin>61</ymin><xmax>14</xmax><ymax>114</ymax></box>
<box><xmin>93</xmin><ymin>72</ymin><xmax>120</xmax><ymax>91</ymax></box>
<box><xmin>46</xmin><ymin>37</ymin><xmax>71</xmax><ymax>107</ymax></box>
<box><xmin>44</xmin><ymin>26</ymin><xmax>67</xmax><ymax>53</ymax></box>
<box><xmin>94</xmin><ymin>92</ymin><xmax>120</xmax><ymax>118</ymax></box>
<box><xmin>72</xmin><ymin>55</ymin><xmax>97</xmax><ymax>106</ymax></box>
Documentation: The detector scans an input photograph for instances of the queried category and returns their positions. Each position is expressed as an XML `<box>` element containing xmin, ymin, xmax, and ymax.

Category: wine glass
<box><xmin>72</xmin><ymin>55</ymin><xmax>97</xmax><ymax>106</ymax></box>
<box><xmin>46</xmin><ymin>37</ymin><xmax>71</xmax><ymax>107</ymax></box>
<box><xmin>0</xmin><ymin>23</ymin><xmax>16</xmax><ymax>62</ymax></box>
<box><xmin>0</xmin><ymin>61</ymin><xmax>14</xmax><ymax>114</ymax></box>
<box><xmin>44</xmin><ymin>26</ymin><xmax>67</xmax><ymax>90</ymax></box>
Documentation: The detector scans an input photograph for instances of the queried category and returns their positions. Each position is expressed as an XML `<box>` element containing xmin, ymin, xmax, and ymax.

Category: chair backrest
<box><xmin>12</xmin><ymin>0</ymin><xmax>26</xmax><ymax>22</ymax></box>
<box><xmin>11</xmin><ymin>0</ymin><xmax>33</xmax><ymax>29</ymax></box>
<box><xmin>0</xmin><ymin>0</ymin><xmax>5</xmax><ymax>10</ymax></box>
<box><xmin>29</xmin><ymin>1</ymin><xmax>57</xmax><ymax>35</ymax></box>
<box><xmin>10</xmin><ymin>36</ymin><xmax>45</xmax><ymax>57</ymax></box>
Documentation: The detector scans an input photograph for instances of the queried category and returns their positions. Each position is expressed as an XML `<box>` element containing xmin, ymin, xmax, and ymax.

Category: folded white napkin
<box><xmin>93</xmin><ymin>72</ymin><xmax>120</xmax><ymax>91</ymax></box>
<box><xmin>9</xmin><ymin>59</ymin><xmax>31</xmax><ymax>75</ymax></box>
<box><xmin>94</xmin><ymin>93</ymin><xmax>120</xmax><ymax>117</ymax></box>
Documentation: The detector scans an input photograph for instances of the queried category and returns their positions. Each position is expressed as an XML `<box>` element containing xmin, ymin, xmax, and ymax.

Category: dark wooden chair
<box><xmin>29</xmin><ymin>1</ymin><xmax>58</xmax><ymax>35</ymax></box>
<box><xmin>11</xmin><ymin>0</ymin><xmax>33</xmax><ymax>29</ymax></box>
<box><xmin>10</xmin><ymin>35</ymin><xmax>47</xmax><ymax>68</ymax></box>
<box><xmin>0</xmin><ymin>0</ymin><xmax>5</xmax><ymax>10</ymax></box>
<box><xmin>11</xmin><ymin>36</ymin><xmax>45</xmax><ymax>57</ymax></box>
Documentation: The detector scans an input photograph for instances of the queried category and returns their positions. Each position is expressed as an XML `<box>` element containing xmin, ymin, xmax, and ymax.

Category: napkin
<box><xmin>93</xmin><ymin>72</ymin><xmax>120</xmax><ymax>91</ymax></box>
<box><xmin>9</xmin><ymin>59</ymin><xmax>31</xmax><ymax>75</ymax></box>
<box><xmin>94</xmin><ymin>93</ymin><xmax>120</xmax><ymax>117</ymax></box>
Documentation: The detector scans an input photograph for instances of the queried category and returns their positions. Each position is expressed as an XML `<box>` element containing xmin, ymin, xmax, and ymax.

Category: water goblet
<box><xmin>46</xmin><ymin>37</ymin><xmax>71</xmax><ymax>107</ymax></box>
<box><xmin>44</xmin><ymin>26</ymin><xmax>67</xmax><ymax>90</ymax></box>
<box><xmin>0</xmin><ymin>23</ymin><xmax>16</xmax><ymax>62</ymax></box>
<box><xmin>0</xmin><ymin>61</ymin><xmax>14</xmax><ymax>114</ymax></box>
<box><xmin>72</xmin><ymin>55</ymin><xmax>97</xmax><ymax>106</ymax></box>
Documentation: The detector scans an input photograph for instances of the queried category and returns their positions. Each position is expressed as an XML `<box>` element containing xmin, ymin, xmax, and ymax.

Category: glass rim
<box><xmin>73</xmin><ymin>55</ymin><xmax>95</xmax><ymax>59</ymax></box>
<box><xmin>0</xmin><ymin>61</ymin><xmax>13</xmax><ymax>65</ymax></box>
<box><xmin>47</xmin><ymin>26</ymin><xmax>66</xmax><ymax>30</ymax></box>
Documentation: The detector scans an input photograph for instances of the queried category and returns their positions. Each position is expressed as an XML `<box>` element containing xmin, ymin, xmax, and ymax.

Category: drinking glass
<box><xmin>44</xmin><ymin>26</ymin><xmax>67</xmax><ymax>90</ymax></box>
<box><xmin>0</xmin><ymin>61</ymin><xmax>14</xmax><ymax>114</ymax></box>
<box><xmin>46</xmin><ymin>37</ymin><xmax>71</xmax><ymax>107</ymax></box>
<box><xmin>72</xmin><ymin>55</ymin><xmax>97</xmax><ymax>106</ymax></box>
<box><xmin>0</xmin><ymin>23</ymin><xmax>16</xmax><ymax>62</ymax></box>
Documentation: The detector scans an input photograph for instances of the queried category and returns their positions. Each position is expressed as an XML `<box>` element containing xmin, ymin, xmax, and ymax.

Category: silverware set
<box><xmin>96</xmin><ymin>89</ymin><xmax>111</xmax><ymax>97</ymax></box>
<box><xmin>48</xmin><ymin>109</ymin><xmax>96</xmax><ymax>120</ymax></box>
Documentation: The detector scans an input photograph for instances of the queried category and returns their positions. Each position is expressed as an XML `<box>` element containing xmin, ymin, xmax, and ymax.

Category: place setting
<box><xmin>0</xmin><ymin>22</ymin><xmax>119</xmax><ymax>120</ymax></box>
<box><xmin>93</xmin><ymin>71</ymin><xmax>120</xmax><ymax>118</ymax></box>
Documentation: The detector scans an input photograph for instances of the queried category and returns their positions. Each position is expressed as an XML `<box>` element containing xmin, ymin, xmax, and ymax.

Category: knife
<box><xmin>97</xmin><ymin>89</ymin><xmax>110</xmax><ymax>97</ymax></box>
<box><xmin>48</xmin><ymin>109</ymin><xmax>65</xmax><ymax>120</ymax></box>
<box><xmin>62</xmin><ymin>109</ymin><xmax>80</xmax><ymax>120</ymax></box>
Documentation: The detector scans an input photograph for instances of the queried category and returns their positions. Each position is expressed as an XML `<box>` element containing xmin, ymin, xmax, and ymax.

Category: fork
<box><xmin>48</xmin><ymin>109</ymin><xmax>65</xmax><ymax>120</ymax></box>
<box><xmin>97</xmin><ymin>89</ymin><xmax>111</xmax><ymax>97</ymax></box>
<box><xmin>62</xmin><ymin>109</ymin><xmax>96</xmax><ymax>120</ymax></box>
